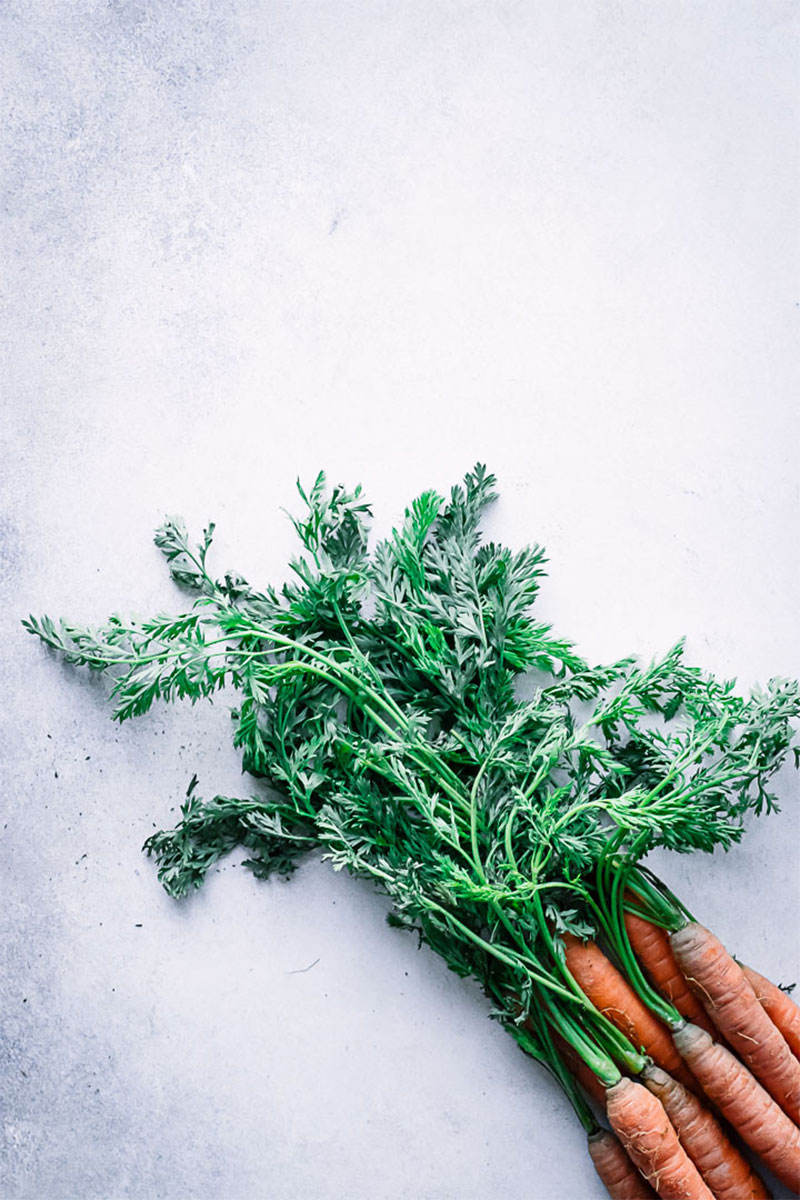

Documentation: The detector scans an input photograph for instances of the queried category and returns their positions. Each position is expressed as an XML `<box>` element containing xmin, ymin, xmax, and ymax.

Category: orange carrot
<box><xmin>605</xmin><ymin>1077</ymin><xmax>714</xmax><ymax>1199</ymax></box>
<box><xmin>588</xmin><ymin>1128</ymin><xmax>658</xmax><ymax>1199</ymax></box>
<box><xmin>623</xmin><ymin>912</ymin><xmax>715</xmax><ymax>1037</ymax></box>
<box><xmin>641</xmin><ymin>1064</ymin><xmax>769</xmax><ymax>1200</ymax></box>
<box><xmin>670</xmin><ymin>924</ymin><xmax>800</xmax><ymax>1124</ymax></box>
<box><xmin>673</xmin><ymin>1021</ymin><xmax>800</xmax><ymax>1192</ymax></box>
<box><xmin>563</xmin><ymin>934</ymin><xmax>696</xmax><ymax>1091</ymax></box>
<box><xmin>740</xmin><ymin>963</ymin><xmax>800</xmax><ymax>1060</ymax></box>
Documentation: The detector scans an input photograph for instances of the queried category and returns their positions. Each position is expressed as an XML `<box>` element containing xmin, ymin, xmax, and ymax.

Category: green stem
<box><xmin>529</xmin><ymin>885</ymin><xmax>648</xmax><ymax>1076</ymax></box>
<box><xmin>521</xmin><ymin>757</ymin><xmax>559</xmax><ymax>802</ymax></box>
<box><xmin>505</xmin><ymin>990</ymin><xmax>600</xmax><ymax>1133</ymax></box>
<box><xmin>539</xmin><ymin>994</ymin><xmax>622</xmax><ymax>1088</ymax></box>
<box><xmin>468</xmin><ymin>752</ymin><xmax>495</xmax><ymax>883</ymax></box>
<box><xmin>427</xmin><ymin>902</ymin><xmax>589</xmax><ymax>1007</ymax></box>
<box><xmin>503</xmin><ymin>804</ymin><xmax>521</xmax><ymax>875</ymax></box>
<box><xmin>636</xmin><ymin>721</ymin><xmax>730</xmax><ymax>809</ymax></box>
<box><xmin>597</xmin><ymin>841</ymin><xmax>682</xmax><ymax>1028</ymax></box>
<box><xmin>627</xmin><ymin>866</ymin><xmax>696</xmax><ymax>929</ymax></box>
<box><xmin>242</xmin><ymin>618</ymin><xmax>472</xmax><ymax>809</ymax></box>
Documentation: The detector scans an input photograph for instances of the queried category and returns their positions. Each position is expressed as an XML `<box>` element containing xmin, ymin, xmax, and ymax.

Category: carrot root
<box><xmin>623</xmin><ymin>911</ymin><xmax>715</xmax><ymax>1037</ymax></box>
<box><xmin>588</xmin><ymin>1128</ymin><xmax>658</xmax><ymax>1199</ymax></box>
<box><xmin>641</xmin><ymin>1064</ymin><xmax>769</xmax><ymax>1200</ymax></box>
<box><xmin>605</xmin><ymin>1077</ymin><xmax>714</xmax><ymax>1200</ymax></box>
<box><xmin>670</xmin><ymin>924</ymin><xmax>800</xmax><ymax>1125</ymax></box>
<box><xmin>563</xmin><ymin>934</ymin><xmax>696</xmax><ymax>1091</ymax></box>
<box><xmin>740</xmin><ymin>963</ymin><xmax>800</xmax><ymax>1061</ymax></box>
<box><xmin>673</xmin><ymin>1021</ymin><xmax>800</xmax><ymax>1193</ymax></box>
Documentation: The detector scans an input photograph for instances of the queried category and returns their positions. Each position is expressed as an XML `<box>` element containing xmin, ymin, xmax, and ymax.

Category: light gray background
<box><xmin>2</xmin><ymin>2</ymin><xmax>799</xmax><ymax>1198</ymax></box>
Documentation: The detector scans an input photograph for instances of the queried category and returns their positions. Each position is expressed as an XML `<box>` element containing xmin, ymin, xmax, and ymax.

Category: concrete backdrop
<box><xmin>2</xmin><ymin>2</ymin><xmax>799</xmax><ymax>1198</ymax></box>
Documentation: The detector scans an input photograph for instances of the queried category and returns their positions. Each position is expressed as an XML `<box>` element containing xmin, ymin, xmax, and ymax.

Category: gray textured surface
<box><xmin>2</xmin><ymin>3</ymin><xmax>799</xmax><ymax>1198</ymax></box>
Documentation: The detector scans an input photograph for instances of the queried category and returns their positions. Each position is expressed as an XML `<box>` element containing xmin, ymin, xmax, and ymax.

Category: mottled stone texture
<box><xmin>2</xmin><ymin>2</ymin><xmax>798</xmax><ymax>1197</ymax></box>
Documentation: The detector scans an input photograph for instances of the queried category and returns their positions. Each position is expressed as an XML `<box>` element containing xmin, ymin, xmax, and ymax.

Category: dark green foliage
<box><xmin>143</xmin><ymin>778</ymin><xmax>312</xmax><ymax>897</ymax></box>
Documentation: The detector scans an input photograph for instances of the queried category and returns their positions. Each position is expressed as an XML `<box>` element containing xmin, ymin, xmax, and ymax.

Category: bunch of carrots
<box><xmin>542</xmin><ymin>865</ymin><xmax>800</xmax><ymax>1198</ymax></box>
<box><xmin>24</xmin><ymin>467</ymin><xmax>800</xmax><ymax>1200</ymax></box>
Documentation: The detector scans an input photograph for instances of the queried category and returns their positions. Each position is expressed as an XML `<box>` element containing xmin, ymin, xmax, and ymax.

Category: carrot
<box><xmin>588</xmin><ymin>1128</ymin><xmax>658</xmax><ymax>1199</ymax></box>
<box><xmin>673</xmin><ymin>1021</ymin><xmax>800</xmax><ymax>1192</ymax></box>
<box><xmin>623</xmin><ymin>912</ymin><xmax>715</xmax><ymax>1037</ymax></box>
<box><xmin>740</xmin><ymin>963</ymin><xmax>800</xmax><ymax>1060</ymax></box>
<box><xmin>605</xmin><ymin>1077</ymin><xmax>714</xmax><ymax>1199</ymax></box>
<box><xmin>641</xmin><ymin>1064</ymin><xmax>769</xmax><ymax>1200</ymax></box>
<box><xmin>670</xmin><ymin>923</ymin><xmax>800</xmax><ymax>1124</ymax></box>
<box><xmin>563</xmin><ymin>934</ymin><xmax>696</xmax><ymax>1091</ymax></box>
